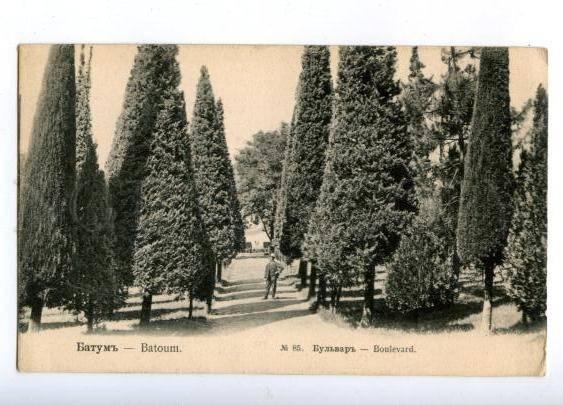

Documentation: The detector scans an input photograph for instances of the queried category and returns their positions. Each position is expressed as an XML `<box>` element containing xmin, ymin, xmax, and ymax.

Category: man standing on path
<box><xmin>264</xmin><ymin>254</ymin><xmax>284</xmax><ymax>299</ymax></box>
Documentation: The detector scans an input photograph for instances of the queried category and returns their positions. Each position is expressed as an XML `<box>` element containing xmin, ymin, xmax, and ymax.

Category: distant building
<box><xmin>245</xmin><ymin>223</ymin><xmax>269</xmax><ymax>251</ymax></box>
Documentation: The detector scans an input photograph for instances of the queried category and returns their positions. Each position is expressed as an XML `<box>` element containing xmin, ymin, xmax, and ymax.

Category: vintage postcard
<box><xmin>17</xmin><ymin>44</ymin><xmax>547</xmax><ymax>375</ymax></box>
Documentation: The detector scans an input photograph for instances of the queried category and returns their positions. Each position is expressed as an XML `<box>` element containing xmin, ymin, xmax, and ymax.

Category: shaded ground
<box><xmin>19</xmin><ymin>256</ymin><xmax>543</xmax><ymax>336</ymax></box>
<box><xmin>19</xmin><ymin>256</ymin><xmax>316</xmax><ymax>336</ymax></box>
<box><xmin>320</xmin><ymin>265</ymin><xmax>539</xmax><ymax>335</ymax></box>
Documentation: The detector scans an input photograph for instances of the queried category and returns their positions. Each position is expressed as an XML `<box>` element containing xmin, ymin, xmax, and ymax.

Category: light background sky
<box><xmin>18</xmin><ymin>45</ymin><xmax>546</xmax><ymax>169</ymax></box>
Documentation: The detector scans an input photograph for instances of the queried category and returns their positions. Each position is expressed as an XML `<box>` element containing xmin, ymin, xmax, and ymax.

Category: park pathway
<box><xmin>206</xmin><ymin>255</ymin><xmax>317</xmax><ymax>334</ymax></box>
<box><xmin>24</xmin><ymin>253</ymin><xmax>529</xmax><ymax>338</ymax></box>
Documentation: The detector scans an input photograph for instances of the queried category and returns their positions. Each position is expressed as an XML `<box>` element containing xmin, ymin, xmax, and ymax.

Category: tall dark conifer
<box><xmin>216</xmin><ymin>99</ymin><xmax>246</xmax><ymax>256</ymax></box>
<box><xmin>18</xmin><ymin>45</ymin><xmax>76</xmax><ymax>331</ymax></box>
<box><xmin>190</xmin><ymin>67</ymin><xmax>236</xmax><ymax>286</ymax></box>
<box><xmin>231</xmin><ymin>193</ymin><xmax>246</xmax><ymax>254</ymax></box>
<box><xmin>457</xmin><ymin>47</ymin><xmax>513</xmax><ymax>332</ymax></box>
<box><xmin>70</xmin><ymin>46</ymin><xmax>118</xmax><ymax>331</ymax></box>
<box><xmin>273</xmin><ymin>120</ymin><xmax>301</xmax><ymax>288</ymax></box>
<box><xmin>308</xmin><ymin>46</ymin><xmax>415</xmax><ymax>320</ymax></box>
<box><xmin>133</xmin><ymin>82</ymin><xmax>212</xmax><ymax>326</ymax></box>
<box><xmin>106</xmin><ymin>45</ymin><xmax>181</xmax><ymax>291</ymax></box>
<box><xmin>277</xmin><ymin>46</ymin><xmax>333</xmax><ymax>302</ymax></box>
<box><xmin>506</xmin><ymin>85</ymin><xmax>547</xmax><ymax>323</ymax></box>
<box><xmin>273</xmin><ymin>120</ymin><xmax>294</xmax><ymax>253</ymax></box>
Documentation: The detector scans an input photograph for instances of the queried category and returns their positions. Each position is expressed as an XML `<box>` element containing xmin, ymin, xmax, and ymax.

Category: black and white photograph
<box><xmin>15</xmin><ymin>44</ymin><xmax>547</xmax><ymax>375</ymax></box>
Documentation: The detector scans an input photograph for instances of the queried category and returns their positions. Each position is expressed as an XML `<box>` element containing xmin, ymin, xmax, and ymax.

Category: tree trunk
<box><xmin>188</xmin><ymin>295</ymin><xmax>194</xmax><ymax>319</ymax></box>
<box><xmin>481</xmin><ymin>258</ymin><xmax>495</xmax><ymax>333</ymax></box>
<box><xmin>269</xmin><ymin>220</ymin><xmax>275</xmax><ymax>244</ymax></box>
<box><xmin>86</xmin><ymin>300</ymin><xmax>94</xmax><ymax>333</ymax></box>
<box><xmin>360</xmin><ymin>266</ymin><xmax>375</xmax><ymax>326</ymax></box>
<box><xmin>139</xmin><ymin>290</ymin><xmax>152</xmax><ymax>328</ymax></box>
<box><xmin>452</xmin><ymin>250</ymin><xmax>461</xmax><ymax>278</ymax></box>
<box><xmin>298</xmin><ymin>259</ymin><xmax>308</xmax><ymax>288</ymax></box>
<box><xmin>28</xmin><ymin>296</ymin><xmax>43</xmax><ymax>333</ymax></box>
<box><xmin>317</xmin><ymin>273</ymin><xmax>327</xmax><ymax>308</ymax></box>
<box><xmin>307</xmin><ymin>263</ymin><xmax>317</xmax><ymax>300</ymax></box>
<box><xmin>260</xmin><ymin>214</ymin><xmax>273</xmax><ymax>242</ymax></box>
<box><xmin>207</xmin><ymin>258</ymin><xmax>216</xmax><ymax>313</ymax></box>
<box><xmin>216</xmin><ymin>260</ymin><xmax>223</xmax><ymax>284</ymax></box>
<box><xmin>458</xmin><ymin>132</ymin><xmax>466</xmax><ymax>170</ymax></box>
<box><xmin>206</xmin><ymin>287</ymin><xmax>214</xmax><ymax>313</ymax></box>
<box><xmin>86</xmin><ymin>315</ymin><xmax>94</xmax><ymax>333</ymax></box>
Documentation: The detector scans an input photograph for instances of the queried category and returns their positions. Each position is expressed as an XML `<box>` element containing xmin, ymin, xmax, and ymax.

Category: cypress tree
<box><xmin>69</xmin><ymin>46</ymin><xmax>119</xmax><ymax>331</ymax></box>
<box><xmin>18</xmin><ymin>45</ymin><xmax>76</xmax><ymax>331</ymax></box>
<box><xmin>304</xmin><ymin>123</ymin><xmax>337</xmax><ymax>308</ymax></box>
<box><xmin>272</xmin><ymin>120</ymin><xmax>294</xmax><ymax>254</ymax></box>
<box><xmin>216</xmin><ymin>99</ymin><xmax>246</xmax><ymax>255</ymax></box>
<box><xmin>309</xmin><ymin>46</ymin><xmax>415</xmax><ymax>321</ymax></box>
<box><xmin>456</xmin><ymin>47</ymin><xmax>513</xmax><ymax>332</ymax></box>
<box><xmin>231</xmin><ymin>194</ymin><xmax>246</xmax><ymax>253</ymax></box>
<box><xmin>273</xmin><ymin>121</ymin><xmax>293</xmax><ymax>242</ymax></box>
<box><xmin>106</xmin><ymin>45</ymin><xmax>181</xmax><ymax>291</ymax></box>
<box><xmin>133</xmin><ymin>84</ymin><xmax>212</xmax><ymax>326</ymax></box>
<box><xmin>505</xmin><ymin>85</ymin><xmax>547</xmax><ymax>323</ymax></box>
<box><xmin>277</xmin><ymin>46</ymin><xmax>333</xmax><ymax>301</ymax></box>
<box><xmin>273</xmin><ymin>121</ymin><xmax>307</xmax><ymax>287</ymax></box>
<box><xmin>190</xmin><ymin>66</ymin><xmax>236</xmax><ymax>286</ymax></box>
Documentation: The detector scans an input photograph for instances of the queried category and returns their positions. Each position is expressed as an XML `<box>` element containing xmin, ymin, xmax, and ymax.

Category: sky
<box><xmin>18</xmin><ymin>45</ymin><xmax>547</xmax><ymax>169</ymax></box>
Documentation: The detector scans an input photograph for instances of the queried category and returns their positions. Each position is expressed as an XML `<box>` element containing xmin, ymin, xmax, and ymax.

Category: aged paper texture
<box><xmin>17</xmin><ymin>45</ymin><xmax>547</xmax><ymax>375</ymax></box>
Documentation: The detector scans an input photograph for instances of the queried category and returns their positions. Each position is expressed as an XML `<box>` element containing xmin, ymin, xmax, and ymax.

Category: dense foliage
<box><xmin>133</xmin><ymin>88</ymin><xmax>212</xmax><ymax>320</ymax></box>
<box><xmin>273</xmin><ymin>121</ymin><xmax>294</xmax><ymax>256</ymax></box>
<box><xmin>505</xmin><ymin>85</ymin><xmax>548</xmax><ymax>322</ymax></box>
<box><xmin>307</xmin><ymin>46</ymin><xmax>416</xmax><ymax>320</ymax></box>
<box><xmin>106</xmin><ymin>45</ymin><xmax>181</xmax><ymax>288</ymax></box>
<box><xmin>190</xmin><ymin>67</ymin><xmax>237</xmax><ymax>268</ymax></box>
<box><xmin>235</xmin><ymin>124</ymin><xmax>288</xmax><ymax>241</ymax></box>
<box><xmin>216</xmin><ymin>99</ymin><xmax>246</xmax><ymax>254</ymax></box>
<box><xmin>457</xmin><ymin>47</ymin><xmax>513</xmax><ymax>264</ymax></box>
<box><xmin>386</xmin><ymin>205</ymin><xmax>459</xmax><ymax>312</ymax></box>
<box><xmin>69</xmin><ymin>46</ymin><xmax>119</xmax><ymax>330</ymax></box>
<box><xmin>278</xmin><ymin>46</ymin><xmax>333</xmax><ymax>262</ymax></box>
<box><xmin>385</xmin><ymin>47</ymin><xmax>461</xmax><ymax>312</ymax></box>
<box><xmin>433</xmin><ymin>48</ymin><xmax>477</xmax><ymax>235</ymax></box>
<box><xmin>457</xmin><ymin>47</ymin><xmax>513</xmax><ymax>331</ymax></box>
<box><xmin>401</xmin><ymin>46</ymin><xmax>437</xmax><ymax>197</ymax></box>
<box><xmin>18</xmin><ymin>45</ymin><xmax>77</xmax><ymax>330</ymax></box>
